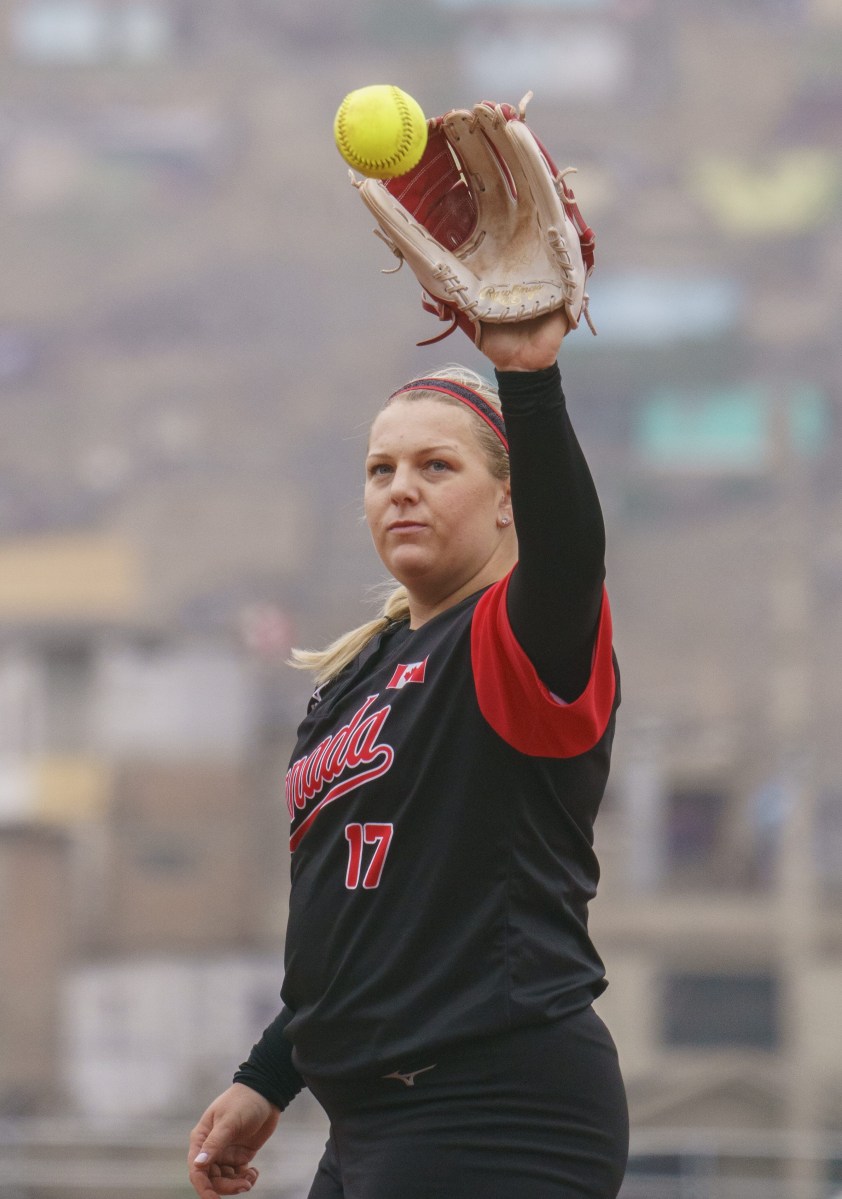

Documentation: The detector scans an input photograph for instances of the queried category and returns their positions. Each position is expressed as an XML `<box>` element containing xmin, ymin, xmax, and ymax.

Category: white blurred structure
<box><xmin>63</xmin><ymin>954</ymin><xmax>283</xmax><ymax>1119</ymax></box>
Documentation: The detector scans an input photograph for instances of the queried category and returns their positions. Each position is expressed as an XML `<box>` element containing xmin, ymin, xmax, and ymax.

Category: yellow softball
<box><xmin>334</xmin><ymin>85</ymin><xmax>428</xmax><ymax>179</ymax></box>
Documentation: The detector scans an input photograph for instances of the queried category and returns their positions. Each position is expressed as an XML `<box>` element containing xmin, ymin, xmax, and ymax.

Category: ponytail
<box><xmin>289</xmin><ymin>584</ymin><xmax>410</xmax><ymax>685</ymax></box>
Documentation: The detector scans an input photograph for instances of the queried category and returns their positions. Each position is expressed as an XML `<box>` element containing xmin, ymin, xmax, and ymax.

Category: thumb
<box><xmin>193</xmin><ymin>1119</ymin><xmax>256</xmax><ymax>1170</ymax></box>
<box><xmin>192</xmin><ymin>1123</ymin><xmax>233</xmax><ymax>1167</ymax></box>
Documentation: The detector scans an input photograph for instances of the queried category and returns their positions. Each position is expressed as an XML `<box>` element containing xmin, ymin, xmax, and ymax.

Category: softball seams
<box><xmin>336</xmin><ymin>86</ymin><xmax>419</xmax><ymax>174</ymax></box>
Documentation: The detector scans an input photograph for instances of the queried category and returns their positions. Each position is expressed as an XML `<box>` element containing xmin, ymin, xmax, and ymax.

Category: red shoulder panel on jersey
<box><xmin>471</xmin><ymin>574</ymin><xmax>616</xmax><ymax>758</ymax></box>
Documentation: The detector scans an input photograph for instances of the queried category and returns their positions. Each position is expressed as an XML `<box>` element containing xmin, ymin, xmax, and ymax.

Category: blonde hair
<box><xmin>290</xmin><ymin>365</ymin><xmax>508</xmax><ymax>685</ymax></box>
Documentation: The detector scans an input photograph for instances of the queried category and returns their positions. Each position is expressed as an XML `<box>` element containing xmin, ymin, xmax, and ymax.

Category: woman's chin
<box><xmin>383</xmin><ymin>547</ymin><xmax>437</xmax><ymax>583</ymax></box>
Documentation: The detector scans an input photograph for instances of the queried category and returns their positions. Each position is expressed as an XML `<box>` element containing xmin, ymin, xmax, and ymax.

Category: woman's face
<box><xmin>364</xmin><ymin>398</ymin><xmax>513</xmax><ymax>613</ymax></box>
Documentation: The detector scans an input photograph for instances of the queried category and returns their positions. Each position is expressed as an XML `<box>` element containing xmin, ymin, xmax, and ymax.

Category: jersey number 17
<box><xmin>344</xmin><ymin>823</ymin><xmax>394</xmax><ymax>890</ymax></box>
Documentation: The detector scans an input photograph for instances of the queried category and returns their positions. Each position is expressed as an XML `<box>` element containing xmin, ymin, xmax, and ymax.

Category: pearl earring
<box><xmin>499</xmin><ymin>516</ymin><xmax>510</xmax><ymax>527</ymax></box>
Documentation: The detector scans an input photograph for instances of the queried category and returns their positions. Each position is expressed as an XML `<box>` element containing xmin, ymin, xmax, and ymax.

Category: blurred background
<box><xmin>0</xmin><ymin>0</ymin><xmax>840</xmax><ymax>1196</ymax></box>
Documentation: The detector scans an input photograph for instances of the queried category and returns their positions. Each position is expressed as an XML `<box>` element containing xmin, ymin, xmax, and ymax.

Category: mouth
<box><xmin>387</xmin><ymin>520</ymin><xmax>428</xmax><ymax>533</ymax></box>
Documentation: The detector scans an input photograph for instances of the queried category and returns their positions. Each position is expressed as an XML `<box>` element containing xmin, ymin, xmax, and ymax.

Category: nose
<box><xmin>389</xmin><ymin>462</ymin><xmax>420</xmax><ymax>504</ymax></box>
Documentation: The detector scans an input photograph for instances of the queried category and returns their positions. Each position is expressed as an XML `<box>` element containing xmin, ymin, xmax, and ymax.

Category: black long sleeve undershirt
<box><xmin>497</xmin><ymin>363</ymin><xmax>606</xmax><ymax>703</ymax></box>
<box><xmin>233</xmin><ymin>1004</ymin><xmax>303</xmax><ymax>1111</ymax></box>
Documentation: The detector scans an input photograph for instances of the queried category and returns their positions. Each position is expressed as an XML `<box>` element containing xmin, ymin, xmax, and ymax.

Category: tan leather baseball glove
<box><xmin>351</xmin><ymin>93</ymin><xmax>596</xmax><ymax>347</ymax></box>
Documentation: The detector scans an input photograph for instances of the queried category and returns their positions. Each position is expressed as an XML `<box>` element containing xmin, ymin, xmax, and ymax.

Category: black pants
<box><xmin>303</xmin><ymin>1006</ymin><xmax>628</xmax><ymax>1199</ymax></box>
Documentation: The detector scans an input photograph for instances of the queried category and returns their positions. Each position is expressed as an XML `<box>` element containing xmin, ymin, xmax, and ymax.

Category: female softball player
<box><xmin>187</xmin><ymin>309</ymin><xmax>627</xmax><ymax>1198</ymax></box>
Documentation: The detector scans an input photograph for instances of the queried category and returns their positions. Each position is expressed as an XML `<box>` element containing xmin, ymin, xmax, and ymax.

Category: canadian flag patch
<box><xmin>387</xmin><ymin>658</ymin><xmax>428</xmax><ymax>690</ymax></box>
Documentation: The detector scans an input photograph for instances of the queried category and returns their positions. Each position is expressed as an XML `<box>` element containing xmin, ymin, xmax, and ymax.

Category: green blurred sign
<box><xmin>636</xmin><ymin>384</ymin><xmax>829</xmax><ymax>473</ymax></box>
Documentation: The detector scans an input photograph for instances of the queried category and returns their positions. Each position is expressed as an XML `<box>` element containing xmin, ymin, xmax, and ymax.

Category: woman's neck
<box><xmin>406</xmin><ymin>547</ymin><xmax>517</xmax><ymax>629</ymax></box>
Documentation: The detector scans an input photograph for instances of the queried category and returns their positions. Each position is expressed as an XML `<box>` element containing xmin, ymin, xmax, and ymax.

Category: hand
<box><xmin>478</xmin><ymin>309</ymin><xmax>570</xmax><ymax>373</ymax></box>
<box><xmin>188</xmin><ymin>1083</ymin><xmax>281</xmax><ymax>1197</ymax></box>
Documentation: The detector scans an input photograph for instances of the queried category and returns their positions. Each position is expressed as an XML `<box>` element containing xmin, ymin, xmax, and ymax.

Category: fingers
<box><xmin>188</xmin><ymin>1116</ymin><xmax>250</xmax><ymax>1197</ymax></box>
<box><xmin>187</xmin><ymin>1086</ymin><xmax>281</xmax><ymax>1198</ymax></box>
<box><xmin>188</xmin><ymin>1133</ymin><xmax>260</xmax><ymax>1198</ymax></box>
<box><xmin>446</xmin><ymin>105</ymin><xmax>531</xmax><ymax>209</ymax></box>
<box><xmin>188</xmin><ymin>1156</ymin><xmax>259</xmax><ymax>1197</ymax></box>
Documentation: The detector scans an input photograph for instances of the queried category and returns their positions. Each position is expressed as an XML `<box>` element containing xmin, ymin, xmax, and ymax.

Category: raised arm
<box><xmin>481</xmin><ymin>313</ymin><xmax>607</xmax><ymax>702</ymax></box>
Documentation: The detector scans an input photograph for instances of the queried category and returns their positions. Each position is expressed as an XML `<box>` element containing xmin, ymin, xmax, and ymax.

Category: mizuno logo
<box><xmin>382</xmin><ymin>1064</ymin><xmax>438</xmax><ymax>1087</ymax></box>
<box><xmin>386</xmin><ymin>658</ymin><xmax>428</xmax><ymax>689</ymax></box>
<box><xmin>286</xmin><ymin>695</ymin><xmax>394</xmax><ymax>851</ymax></box>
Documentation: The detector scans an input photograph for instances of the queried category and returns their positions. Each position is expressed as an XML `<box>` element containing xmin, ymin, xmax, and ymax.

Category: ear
<box><xmin>497</xmin><ymin>485</ymin><xmax>513</xmax><ymax>528</ymax></box>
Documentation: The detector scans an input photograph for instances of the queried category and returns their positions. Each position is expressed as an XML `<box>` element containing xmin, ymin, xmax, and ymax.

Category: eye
<box><xmin>426</xmin><ymin>459</ymin><xmax>451</xmax><ymax>473</ymax></box>
<box><xmin>367</xmin><ymin>462</ymin><xmax>393</xmax><ymax>478</ymax></box>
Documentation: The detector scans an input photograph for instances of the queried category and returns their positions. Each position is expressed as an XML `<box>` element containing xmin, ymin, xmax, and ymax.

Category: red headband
<box><xmin>388</xmin><ymin>378</ymin><xmax>508</xmax><ymax>452</ymax></box>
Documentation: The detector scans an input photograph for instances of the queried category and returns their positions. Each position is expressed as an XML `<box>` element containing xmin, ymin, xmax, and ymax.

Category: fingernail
<box><xmin>194</xmin><ymin>1152</ymin><xmax>209</xmax><ymax>1164</ymax></box>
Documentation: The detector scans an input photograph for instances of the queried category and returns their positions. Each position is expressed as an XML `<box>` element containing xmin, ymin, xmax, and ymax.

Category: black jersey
<box><xmin>235</xmin><ymin>364</ymin><xmax>619</xmax><ymax>1106</ymax></box>
<box><xmin>282</xmin><ymin>574</ymin><xmax>617</xmax><ymax>1078</ymax></box>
